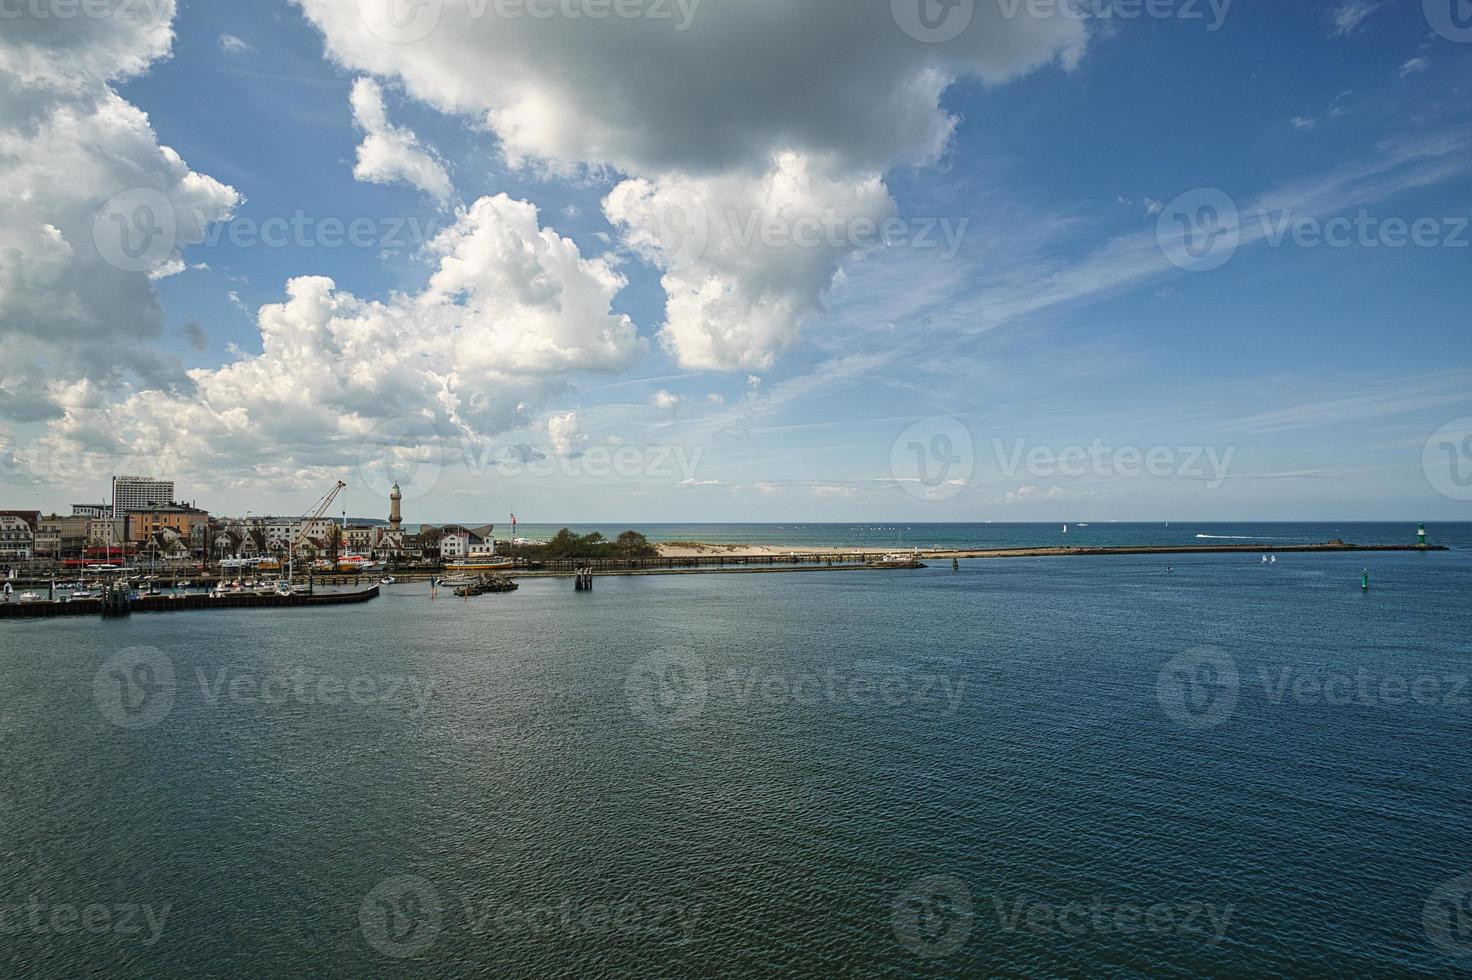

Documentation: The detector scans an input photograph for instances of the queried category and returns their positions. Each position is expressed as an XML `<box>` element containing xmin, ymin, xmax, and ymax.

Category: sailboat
<box><xmin>1062</xmin><ymin>524</ymin><xmax>1068</xmax><ymax>534</ymax></box>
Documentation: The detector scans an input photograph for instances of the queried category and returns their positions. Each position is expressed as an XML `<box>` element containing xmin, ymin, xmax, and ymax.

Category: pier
<box><xmin>0</xmin><ymin>586</ymin><xmax>380</xmax><ymax>620</ymax></box>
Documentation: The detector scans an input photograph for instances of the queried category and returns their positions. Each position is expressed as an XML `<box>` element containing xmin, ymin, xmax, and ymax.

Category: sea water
<box><xmin>1</xmin><ymin>524</ymin><xmax>1469</xmax><ymax>975</ymax></box>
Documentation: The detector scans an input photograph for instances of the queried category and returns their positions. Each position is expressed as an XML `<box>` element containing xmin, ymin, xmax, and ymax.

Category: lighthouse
<box><xmin>1418</xmin><ymin>523</ymin><xmax>1427</xmax><ymax>548</ymax></box>
<box><xmin>389</xmin><ymin>482</ymin><xmax>403</xmax><ymax>530</ymax></box>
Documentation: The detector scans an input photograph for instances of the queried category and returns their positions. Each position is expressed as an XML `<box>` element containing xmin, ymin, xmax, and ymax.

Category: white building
<box><xmin>0</xmin><ymin>515</ymin><xmax>35</xmax><ymax>561</ymax></box>
<box><xmin>436</xmin><ymin>525</ymin><xmax>495</xmax><ymax>559</ymax></box>
<box><xmin>112</xmin><ymin>475</ymin><xmax>175</xmax><ymax>514</ymax></box>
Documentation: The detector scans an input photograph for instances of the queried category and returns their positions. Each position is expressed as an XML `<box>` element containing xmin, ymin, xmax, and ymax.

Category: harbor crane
<box><xmin>285</xmin><ymin>481</ymin><xmax>347</xmax><ymax>582</ymax></box>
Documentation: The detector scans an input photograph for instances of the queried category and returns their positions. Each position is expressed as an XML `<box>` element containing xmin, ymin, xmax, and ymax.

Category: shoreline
<box><xmin>653</xmin><ymin>541</ymin><xmax>1446</xmax><ymax>560</ymax></box>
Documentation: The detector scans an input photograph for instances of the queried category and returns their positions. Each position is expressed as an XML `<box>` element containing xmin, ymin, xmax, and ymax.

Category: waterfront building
<box><xmin>0</xmin><ymin>514</ymin><xmax>36</xmax><ymax>562</ymax></box>
<box><xmin>36</xmin><ymin>514</ymin><xmax>89</xmax><ymax>558</ymax></box>
<box><xmin>126</xmin><ymin>504</ymin><xmax>210</xmax><ymax>544</ymax></box>
<box><xmin>342</xmin><ymin>525</ymin><xmax>376</xmax><ymax>553</ymax></box>
<box><xmin>87</xmin><ymin>518</ymin><xmax>125</xmax><ymax>548</ymax></box>
<box><xmin>112</xmin><ymin>475</ymin><xmax>175</xmax><ymax>515</ymax></box>
<box><xmin>71</xmin><ymin>504</ymin><xmax>112</xmax><ymax>519</ymax></box>
<box><xmin>300</xmin><ymin>517</ymin><xmax>339</xmax><ymax>547</ymax></box>
<box><xmin>33</xmin><ymin>526</ymin><xmax>60</xmax><ymax>557</ymax></box>
<box><xmin>373</xmin><ymin>526</ymin><xmax>405</xmax><ymax>555</ymax></box>
<box><xmin>436</xmin><ymin>524</ymin><xmax>496</xmax><ymax>560</ymax></box>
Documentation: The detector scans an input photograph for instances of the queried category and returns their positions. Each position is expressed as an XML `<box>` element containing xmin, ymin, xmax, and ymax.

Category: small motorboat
<box><xmin>18</xmin><ymin>592</ymin><xmax>43</xmax><ymax>602</ymax></box>
<box><xmin>380</xmin><ymin>576</ymin><xmax>397</xmax><ymax>586</ymax></box>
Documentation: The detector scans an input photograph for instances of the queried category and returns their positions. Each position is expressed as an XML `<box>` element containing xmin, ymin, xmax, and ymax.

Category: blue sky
<box><xmin>2</xmin><ymin>0</ymin><xmax>1470</xmax><ymax>523</ymax></box>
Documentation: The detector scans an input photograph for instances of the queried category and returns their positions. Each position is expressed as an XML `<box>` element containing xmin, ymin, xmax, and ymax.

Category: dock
<box><xmin>0</xmin><ymin>586</ymin><xmax>380</xmax><ymax>620</ymax></box>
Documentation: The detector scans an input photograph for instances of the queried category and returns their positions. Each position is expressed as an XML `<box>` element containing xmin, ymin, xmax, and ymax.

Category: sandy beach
<box><xmin>655</xmin><ymin>540</ymin><xmax>1443</xmax><ymax>560</ymax></box>
<box><xmin>656</xmin><ymin>542</ymin><xmax>876</xmax><ymax>559</ymax></box>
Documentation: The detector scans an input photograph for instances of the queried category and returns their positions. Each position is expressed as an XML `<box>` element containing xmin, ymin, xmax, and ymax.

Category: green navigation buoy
<box><xmin>1361</xmin><ymin>569</ymin><xmax>1369</xmax><ymax>592</ymax></box>
<box><xmin>1417</xmin><ymin>523</ymin><xmax>1427</xmax><ymax>547</ymax></box>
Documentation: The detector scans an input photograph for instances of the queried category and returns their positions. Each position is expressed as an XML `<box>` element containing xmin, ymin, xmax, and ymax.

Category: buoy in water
<box><xmin>1361</xmin><ymin>570</ymin><xmax>1370</xmax><ymax>592</ymax></box>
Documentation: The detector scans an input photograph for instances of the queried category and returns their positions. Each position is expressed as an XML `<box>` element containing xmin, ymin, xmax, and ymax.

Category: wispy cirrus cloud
<box><xmin>1326</xmin><ymin>0</ymin><xmax>1381</xmax><ymax>37</ymax></box>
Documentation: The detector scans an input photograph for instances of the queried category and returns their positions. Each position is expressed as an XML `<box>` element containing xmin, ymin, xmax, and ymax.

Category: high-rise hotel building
<box><xmin>112</xmin><ymin>475</ymin><xmax>175</xmax><ymax>514</ymax></box>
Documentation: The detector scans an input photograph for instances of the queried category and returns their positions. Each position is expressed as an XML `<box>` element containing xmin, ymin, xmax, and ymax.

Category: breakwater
<box><xmin>0</xmin><ymin>586</ymin><xmax>380</xmax><ymax>620</ymax></box>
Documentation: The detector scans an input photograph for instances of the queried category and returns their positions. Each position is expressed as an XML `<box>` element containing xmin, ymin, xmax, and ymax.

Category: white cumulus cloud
<box><xmin>349</xmin><ymin>77</ymin><xmax>454</xmax><ymax>204</ymax></box>
<box><xmin>295</xmin><ymin>0</ymin><xmax>1089</xmax><ymax>371</ymax></box>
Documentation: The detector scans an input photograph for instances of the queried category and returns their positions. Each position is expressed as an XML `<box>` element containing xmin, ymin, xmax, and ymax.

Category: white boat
<box><xmin>18</xmin><ymin>592</ymin><xmax>43</xmax><ymax>602</ymax></box>
<box><xmin>445</xmin><ymin>558</ymin><xmax>515</xmax><ymax>572</ymax></box>
<box><xmin>1062</xmin><ymin>524</ymin><xmax>1068</xmax><ymax>534</ymax></box>
<box><xmin>380</xmin><ymin>576</ymin><xmax>397</xmax><ymax>586</ymax></box>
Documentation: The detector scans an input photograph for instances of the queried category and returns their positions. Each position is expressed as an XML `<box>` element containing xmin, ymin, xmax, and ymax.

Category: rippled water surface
<box><xmin>2</xmin><ymin>534</ymin><xmax>1471</xmax><ymax>975</ymax></box>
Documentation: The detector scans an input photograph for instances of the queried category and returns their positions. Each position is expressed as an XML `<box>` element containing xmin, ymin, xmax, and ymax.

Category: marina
<box><xmin>0</xmin><ymin>585</ymin><xmax>381</xmax><ymax>619</ymax></box>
